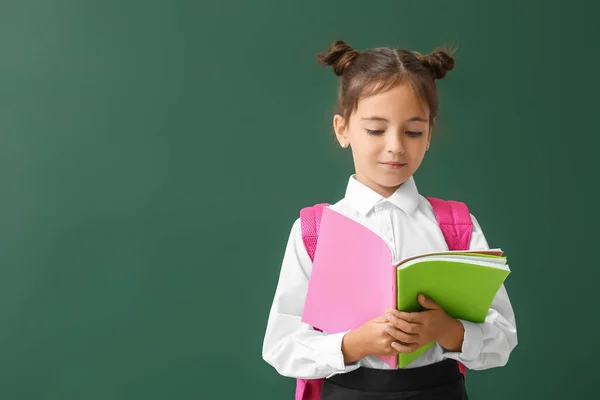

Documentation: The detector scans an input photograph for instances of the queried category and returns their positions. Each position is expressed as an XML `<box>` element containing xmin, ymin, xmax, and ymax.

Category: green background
<box><xmin>1</xmin><ymin>0</ymin><xmax>597</xmax><ymax>398</ymax></box>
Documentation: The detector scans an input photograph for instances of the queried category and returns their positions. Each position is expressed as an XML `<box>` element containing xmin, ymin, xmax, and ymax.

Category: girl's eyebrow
<box><xmin>407</xmin><ymin>116</ymin><xmax>428</xmax><ymax>122</ymax></box>
<box><xmin>361</xmin><ymin>116</ymin><xmax>428</xmax><ymax>122</ymax></box>
<box><xmin>361</xmin><ymin>116</ymin><xmax>389</xmax><ymax>122</ymax></box>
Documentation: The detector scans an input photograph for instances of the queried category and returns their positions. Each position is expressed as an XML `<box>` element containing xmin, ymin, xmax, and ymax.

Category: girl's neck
<box><xmin>355</xmin><ymin>173</ymin><xmax>402</xmax><ymax>199</ymax></box>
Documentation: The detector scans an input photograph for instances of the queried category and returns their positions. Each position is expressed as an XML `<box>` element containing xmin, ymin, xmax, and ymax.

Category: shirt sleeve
<box><xmin>262</xmin><ymin>218</ymin><xmax>361</xmax><ymax>379</ymax></box>
<box><xmin>441</xmin><ymin>214</ymin><xmax>518</xmax><ymax>370</ymax></box>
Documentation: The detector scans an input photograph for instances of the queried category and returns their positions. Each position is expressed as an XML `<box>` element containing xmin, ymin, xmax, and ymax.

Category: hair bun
<box><xmin>420</xmin><ymin>48</ymin><xmax>455</xmax><ymax>80</ymax></box>
<box><xmin>317</xmin><ymin>40</ymin><xmax>360</xmax><ymax>76</ymax></box>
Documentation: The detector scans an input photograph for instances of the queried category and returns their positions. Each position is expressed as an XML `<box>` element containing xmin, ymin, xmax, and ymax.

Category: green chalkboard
<box><xmin>1</xmin><ymin>0</ymin><xmax>598</xmax><ymax>399</ymax></box>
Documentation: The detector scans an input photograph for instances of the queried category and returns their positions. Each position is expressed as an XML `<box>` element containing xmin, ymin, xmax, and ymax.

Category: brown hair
<box><xmin>317</xmin><ymin>40</ymin><xmax>455</xmax><ymax>126</ymax></box>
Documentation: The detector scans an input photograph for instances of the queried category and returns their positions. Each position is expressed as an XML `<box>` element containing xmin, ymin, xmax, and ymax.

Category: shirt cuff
<box><xmin>310</xmin><ymin>331</ymin><xmax>361</xmax><ymax>378</ymax></box>
<box><xmin>443</xmin><ymin>320</ymin><xmax>484</xmax><ymax>361</ymax></box>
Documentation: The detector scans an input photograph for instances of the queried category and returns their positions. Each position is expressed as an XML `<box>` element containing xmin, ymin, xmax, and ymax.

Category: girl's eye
<box><xmin>366</xmin><ymin>129</ymin><xmax>384</xmax><ymax>135</ymax></box>
<box><xmin>406</xmin><ymin>131</ymin><xmax>423</xmax><ymax>137</ymax></box>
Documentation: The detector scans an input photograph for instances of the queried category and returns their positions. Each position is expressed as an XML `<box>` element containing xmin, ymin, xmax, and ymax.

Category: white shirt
<box><xmin>262</xmin><ymin>175</ymin><xmax>518</xmax><ymax>380</ymax></box>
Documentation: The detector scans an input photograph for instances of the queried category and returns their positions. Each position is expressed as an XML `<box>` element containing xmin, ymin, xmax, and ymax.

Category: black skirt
<box><xmin>321</xmin><ymin>359</ymin><xmax>468</xmax><ymax>400</ymax></box>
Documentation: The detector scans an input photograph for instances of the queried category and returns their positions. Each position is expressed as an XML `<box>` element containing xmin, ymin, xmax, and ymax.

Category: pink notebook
<box><xmin>301</xmin><ymin>206</ymin><xmax>399</xmax><ymax>367</ymax></box>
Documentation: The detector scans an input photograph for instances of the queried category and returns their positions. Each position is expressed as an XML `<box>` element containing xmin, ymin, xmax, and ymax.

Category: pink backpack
<box><xmin>296</xmin><ymin>197</ymin><xmax>472</xmax><ymax>400</ymax></box>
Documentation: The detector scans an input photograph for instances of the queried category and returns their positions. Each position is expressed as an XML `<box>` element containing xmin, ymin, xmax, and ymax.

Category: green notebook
<box><xmin>395</xmin><ymin>252</ymin><xmax>510</xmax><ymax>367</ymax></box>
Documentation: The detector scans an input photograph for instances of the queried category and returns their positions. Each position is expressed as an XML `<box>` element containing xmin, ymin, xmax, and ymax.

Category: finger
<box><xmin>384</xmin><ymin>326</ymin><xmax>418</xmax><ymax>344</ymax></box>
<box><xmin>391</xmin><ymin>341</ymin><xmax>420</xmax><ymax>354</ymax></box>
<box><xmin>385</xmin><ymin>315</ymin><xmax>421</xmax><ymax>335</ymax></box>
<box><xmin>418</xmin><ymin>293</ymin><xmax>442</xmax><ymax>310</ymax></box>
<box><xmin>372</xmin><ymin>315</ymin><xmax>389</xmax><ymax>323</ymax></box>
<box><xmin>385</xmin><ymin>308</ymin><xmax>405</xmax><ymax>319</ymax></box>
<box><xmin>385</xmin><ymin>311</ymin><xmax>423</xmax><ymax>327</ymax></box>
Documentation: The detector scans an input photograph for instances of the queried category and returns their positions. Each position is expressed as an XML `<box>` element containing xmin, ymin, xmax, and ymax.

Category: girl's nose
<box><xmin>386</xmin><ymin>134</ymin><xmax>405</xmax><ymax>154</ymax></box>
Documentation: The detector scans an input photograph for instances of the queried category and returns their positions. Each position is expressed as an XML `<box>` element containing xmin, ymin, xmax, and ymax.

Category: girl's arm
<box><xmin>442</xmin><ymin>214</ymin><xmax>518</xmax><ymax>370</ymax></box>
<box><xmin>262</xmin><ymin>218</ymin><xmax>361</xmax><ymax>379</ymax></box>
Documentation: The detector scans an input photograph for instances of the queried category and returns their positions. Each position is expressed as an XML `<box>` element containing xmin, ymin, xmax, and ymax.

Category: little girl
<box><xmin>262</xmin><ymin>40</ymin><xmax>518</xmax><ymax>400</ymax></box>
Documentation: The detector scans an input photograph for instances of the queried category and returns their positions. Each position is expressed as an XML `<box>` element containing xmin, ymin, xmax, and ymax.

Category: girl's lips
<box><xmin>380</xmin><ymin>162</ymin><xmax>407</xmax><ymax>169</ymax></box>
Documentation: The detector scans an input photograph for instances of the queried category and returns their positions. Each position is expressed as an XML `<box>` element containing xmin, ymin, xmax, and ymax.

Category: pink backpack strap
<box><xmin>299</xmin><ymin>203</ymin><xmax>329</xmax><ymax>261</ymax></box>
<box><xmin>296</xmin><ymin>203</ymin><xmax>329</xmax><ymax>400</ymax></box>
<box><xmin>426</xmin><ymin>197</ymin><xmax>473</xmax><ymax>251</ymax></box>
<box><xmin>427</xmin><ymin>197</ymin><xmax>473</xmax><ymax>377</ymax></box>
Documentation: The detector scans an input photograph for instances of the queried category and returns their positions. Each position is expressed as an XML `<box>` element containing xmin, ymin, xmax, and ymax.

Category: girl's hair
<box><xmin>317</xmin><ymin>40</ymin><xmax>455</xmax><ymax>126</ymax></box>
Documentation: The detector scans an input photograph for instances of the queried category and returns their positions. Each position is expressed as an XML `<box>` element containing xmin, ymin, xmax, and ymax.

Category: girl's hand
<box><xmin>384</xmin><ymin>294</ymin><xmax>465</xmax><ymax>353</ymax></box>
<box><xmin>341</xmin><ymin>315</ymin><xmax>419</xmax><ymax>364</ymax></box>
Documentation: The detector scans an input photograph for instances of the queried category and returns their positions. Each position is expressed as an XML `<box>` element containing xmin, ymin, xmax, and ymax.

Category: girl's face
<box><xmin>334</xmin><ymin>83</ymin><xmax>432</xmax><ymax>198</ymax></box>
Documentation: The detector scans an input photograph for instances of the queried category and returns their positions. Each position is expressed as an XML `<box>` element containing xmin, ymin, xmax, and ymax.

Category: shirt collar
<box><xmin>344</xmin><ymin>175</ymin><xmax>420</xmax><ymax>216</ymax></box>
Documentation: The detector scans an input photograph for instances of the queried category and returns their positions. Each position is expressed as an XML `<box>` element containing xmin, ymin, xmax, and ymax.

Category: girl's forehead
<box><xmin>355</xmin><ymin>84</ymin><xmax>430</xmax><ymax>119</ymax></box>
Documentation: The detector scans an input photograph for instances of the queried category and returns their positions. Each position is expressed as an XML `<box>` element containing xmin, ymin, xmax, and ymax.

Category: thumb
<box><xmin>418</xmin><ymin>293</ymin><xmax>441</xmax><ymax>310</ymax></box>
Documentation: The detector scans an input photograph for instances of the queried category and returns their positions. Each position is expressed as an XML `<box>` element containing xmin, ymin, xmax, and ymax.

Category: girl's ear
<box><xmin>426</xmin><ymin>127</ymin><xmax>432</xmax><ymax>151</ymax></box>
<box><xmin>333</xmin><ymin>114</ymin><xmax>348</xmax><ymax>148</ymax></box>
